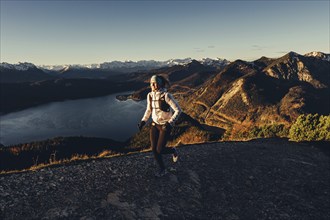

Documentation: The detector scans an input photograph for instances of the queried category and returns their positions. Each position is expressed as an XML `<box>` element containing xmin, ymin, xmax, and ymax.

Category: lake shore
<box><xmin>0</xmin><ymin>92</ymin><xmax>147</xmax><ymax>146</ymax></box>
<box><xmin>0</xmin><ymin>79</ymin><xmax>147</xmax><ymax>115</ymax></box>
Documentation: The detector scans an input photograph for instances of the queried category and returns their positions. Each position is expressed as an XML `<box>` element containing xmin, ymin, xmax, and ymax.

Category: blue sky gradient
<box><xmin>1</xmin><ymin>0</ymin><xmax>329</xmax><ymax>65</ymax></box>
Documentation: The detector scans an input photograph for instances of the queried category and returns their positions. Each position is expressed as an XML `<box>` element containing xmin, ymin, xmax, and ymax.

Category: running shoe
<box><xmin>172</xmin><ymin>148</ymin><xmax>179</xmax><ymax>163</ymax></box>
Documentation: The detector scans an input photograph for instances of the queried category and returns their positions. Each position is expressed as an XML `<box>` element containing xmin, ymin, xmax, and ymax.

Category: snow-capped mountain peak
<box><xmin>199</xmin><ymin>57</ymin><xmax>230</xmax><ymax>66</ymax></box>
<box><xmin>1</xmin><ymin>52</ymin><xmax>327</xmax><ymax>73</ymax></box>
<box><xmin>40</xmin><ymin>64</ymin><xmax>92</xmax><ymax>72</ymax></box>
<box><xmin>305</xmin><ymin>51</ymin><xmax>330</xmax><ymax>61</ymax></box>
<box><xmin>0</xmin><ymin>62</ymin><xmax>37</xmax><ymax>71</ymax></box>
<box><xmin>166</xmin><ymin>58</ymin><xmax>193</xmax><ymax>66</ymax></box>
<box><xmin>37</xmin><ymin>58</ymin><xmax>230</xmax><ymax>72</ymax></box>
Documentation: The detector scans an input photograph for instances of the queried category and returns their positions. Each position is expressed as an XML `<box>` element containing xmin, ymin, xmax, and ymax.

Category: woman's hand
<box><xmin>138</xmin><ymin>121</ymin><xmax>146</xmax><ymax>131</ymax></box>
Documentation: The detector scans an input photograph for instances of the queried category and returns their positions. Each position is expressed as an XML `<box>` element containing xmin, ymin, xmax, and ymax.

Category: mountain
<box><xmin>263</xmin><ymin>51</ymin><xmax>330</xmax><ymax>88</ymax></box>
<box><xmin>127</xmin><ymin>59</ymin><xmax>221</xmax><ymax>101</ymax></box>
<box><xmin>40</xmin><ymin>58</ymin><xmax>229</xmax><ymax>72</ymax></box>
<box><xmin>55</xmin><ymin>66</ymin><xmax>122</xmax><ymax>79</ymax></box>
<box><xmin>179</xmin><ymin>51</ymin><xmax>329</xmax><ymax>139</ymax></box>
<box><xmin>304</xmin><ymin>51</ymin><xmax>330</xmax><ymax>61</ymax></box>
<box><xmin>1</xmin><ymin>58</ymin><xmax>229</xmax><ymax>82</ymax></box>
<box><xmin>49</xmin><ymin>58</ymin><xmax>229</xmax><ymax>79</ymax></box>
<box><xmin>1</xmin><ymin>62</ymin><xmax>37</xmax><ymax>71</ymax></box>
<box><xmin>0</xmin><ymin>62</ymin><xmax>56</xmax><ymax>83</ymax></box>
<box><xmin>253</xmin><ymin>56</ymin><xmax>277</xmax><ymax>69</ymax></box>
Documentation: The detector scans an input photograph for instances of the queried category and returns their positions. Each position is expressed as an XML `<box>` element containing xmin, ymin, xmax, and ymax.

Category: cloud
<box><xmin>251</xmin><ymin>45</ymin><xmax>266</xmax><ymax>51</ymax></box>
<box><xmin>276</xmin><ymin>51</ymin><xmax>289</xmax><ymax>54</ymax></box>
<box><xmin>208</xmin><ymin>45</ymin><xmax>215</xmax><ymax>49</ymax></box>
<box><xmin>193</xmin><ymin>47</ymin><xmax>205</xmax><ymax>53</ymax></box>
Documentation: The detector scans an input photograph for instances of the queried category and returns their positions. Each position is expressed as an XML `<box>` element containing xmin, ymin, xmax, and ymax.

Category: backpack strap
<box><xmin>149</xmin><ymin>91</ymin><xmax>170</xmax><ymax>112</ymax></box>
<box><xmin>149</xmin><ymin>92</ymin><xmax>152</xmax><ymax>110</ymax></box>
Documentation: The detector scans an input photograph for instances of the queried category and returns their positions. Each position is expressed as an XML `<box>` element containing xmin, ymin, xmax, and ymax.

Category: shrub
<box><xmin>248</xmin><ymin>124</ymin><xmax>288</xmax><ymax>139</ymax></box>
<box><xmin>231</xmin><ymin>123</ymin><xmax>289</xmax><ymax>140</ymax></box>
<box><xmin>289</xmin><ymin>114</ymin><xmax>330</xmax><ymax>141</ymax></box>
<box><xmin>172</xmin><ymin>126</ymin><xmax>219</xmax><ymax>145</ymax></box>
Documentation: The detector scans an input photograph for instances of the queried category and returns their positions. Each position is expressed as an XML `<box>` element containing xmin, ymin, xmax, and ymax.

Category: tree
<box><xmin>289</xmin><ymin>114</ymin><xmax>330</xmax><ymax>141</ymax></box>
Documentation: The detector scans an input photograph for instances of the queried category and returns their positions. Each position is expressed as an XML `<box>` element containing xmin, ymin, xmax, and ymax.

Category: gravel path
<box><xmin>1</xmin><ymin>139</ymin><xmax>329</xmax><ymax>219</ymax></box>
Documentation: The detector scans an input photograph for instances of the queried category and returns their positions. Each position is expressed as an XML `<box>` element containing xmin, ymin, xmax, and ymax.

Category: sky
<box><xmin>0</xmin><ymin>0</ymin><xmax>329</xmax><ymax>65</ymax></box>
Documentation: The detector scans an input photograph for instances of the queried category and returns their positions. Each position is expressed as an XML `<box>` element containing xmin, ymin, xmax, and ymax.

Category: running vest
<box><xmin>149</xmin><ymin>92</ymin><xmax>170</xmax><ymax>112</ymax></box>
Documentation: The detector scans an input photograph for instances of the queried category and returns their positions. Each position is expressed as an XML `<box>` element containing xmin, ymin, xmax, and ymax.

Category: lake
<box><xmin>0</xmin><ymin>93</ymin><xmax>147</xmax><ymax>146</ymax></box>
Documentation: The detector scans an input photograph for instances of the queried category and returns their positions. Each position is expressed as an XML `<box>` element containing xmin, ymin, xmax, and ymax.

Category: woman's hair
<box><xmin>150</xmin><ymin>75</ymin><xmax>170</xmax><ymax>88</ymax></box>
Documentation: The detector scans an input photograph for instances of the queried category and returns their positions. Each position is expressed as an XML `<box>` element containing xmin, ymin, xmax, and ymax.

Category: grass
<box><xmin>0</xmin><ymin>148</ymin><xmax>152</xmax><ymax>175</ymax></box>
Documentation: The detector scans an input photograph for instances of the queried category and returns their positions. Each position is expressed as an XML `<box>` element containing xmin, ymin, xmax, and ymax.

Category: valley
<box><xmin>0</xmin><ymin>51</ymin><xmax>329</xmax><ymax>171</ymax></box>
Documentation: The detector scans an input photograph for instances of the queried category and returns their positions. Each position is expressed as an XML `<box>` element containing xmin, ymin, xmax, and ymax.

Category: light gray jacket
<box><xmin>141</xmin><ymin>89</ymin><xmax>181</xmax><ymax>126</ymax></box>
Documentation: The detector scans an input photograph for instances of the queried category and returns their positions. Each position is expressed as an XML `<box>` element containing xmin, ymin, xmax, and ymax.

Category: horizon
<box><xmin>1</xmin><ymin>50</ymin><xmax>328</xmax><ymax>66</ymax></box>
<box><xmin>1</xmin><ymin>1</ymin><xmax>329</xmax><ymax>65</ymax></box>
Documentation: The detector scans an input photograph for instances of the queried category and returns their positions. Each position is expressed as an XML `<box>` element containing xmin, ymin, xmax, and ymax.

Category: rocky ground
<box><xmin>0</xmin><ymin>139</ymin><xmax>329</xmax><ymax>220</ymax></box>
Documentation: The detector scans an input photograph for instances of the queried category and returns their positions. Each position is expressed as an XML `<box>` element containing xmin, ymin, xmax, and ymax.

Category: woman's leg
<box><xmin>157</xmin><ymin>124</ymin><xmax>175</xmax><ymax>155</ymax></box>
<box><xmin>150</xmin><ymin>124</ymin><xmax>165</xmax><ymax>171</ymax></box>
<box><xmin>155</xmin><ymin>124</ymin><xmax>175</xmax><ymax>171</ymax></box>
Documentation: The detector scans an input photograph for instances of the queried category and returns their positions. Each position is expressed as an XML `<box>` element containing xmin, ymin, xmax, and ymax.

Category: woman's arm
<box><xmin>141</xmin><ymin>92</ymin><xmax>152</xmax><ymax>122</ymax></box>
<box><xmin>165</xmin><ymin>93</ymin><xmax>182</xmax><ymax>126</ymax></box>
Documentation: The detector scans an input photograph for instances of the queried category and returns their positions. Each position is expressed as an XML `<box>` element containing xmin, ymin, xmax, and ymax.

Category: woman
<box><xmin>138</xmin><ymin>75</ymin><xmax>182</xmax><ymax>177</ymax></box>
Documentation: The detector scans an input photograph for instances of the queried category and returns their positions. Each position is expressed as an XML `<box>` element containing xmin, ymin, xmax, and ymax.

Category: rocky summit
<box><xmin>0</xmin><ymin>139</ymin><xmax>329</xmax><ymax>220</ymax></box>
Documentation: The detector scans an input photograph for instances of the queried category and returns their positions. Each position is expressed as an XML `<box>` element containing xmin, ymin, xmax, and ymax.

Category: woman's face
<box><xmin>150</xmin><ymin>81</ymin><xmax>160</xmax><ymax>91</ymax></box>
